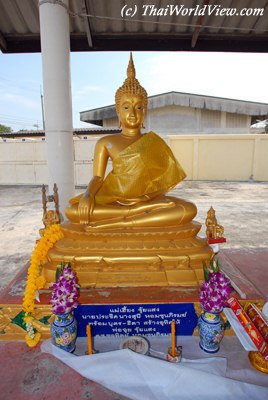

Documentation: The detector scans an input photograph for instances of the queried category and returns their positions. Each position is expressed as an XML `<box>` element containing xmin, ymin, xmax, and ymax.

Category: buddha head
<box><xmin>115</xmin><ymin>53</ymin><xmax>148</xmax><ymax>128</ymax></box>
<box><xmin>208</xmin><ymin>206</ymin><xmax>216</xmax><ymax>217</ymax></box>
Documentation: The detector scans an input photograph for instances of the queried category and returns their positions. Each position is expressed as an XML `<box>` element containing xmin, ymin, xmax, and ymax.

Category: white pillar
<box><xmin>39</xmin><ymin>0</ymin><xmax>74</xmax><ymax>214</ymax></box>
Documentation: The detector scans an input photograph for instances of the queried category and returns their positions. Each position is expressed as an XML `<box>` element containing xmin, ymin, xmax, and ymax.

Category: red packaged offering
<box><xmin>244</xmin><ymin>302</ymin><xmax>268</xmax><ymax>342</ymax></box>
<box><xmin>227</xmin><ymin>297</ymin><xmax>268</xmax><ymax>359</ymax></box>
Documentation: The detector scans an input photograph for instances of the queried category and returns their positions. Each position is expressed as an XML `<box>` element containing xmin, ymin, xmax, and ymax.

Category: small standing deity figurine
<box><xmin>205</xmin><ymin>206</ymin><xmax>224</xmax><ymax>239</ymax></box>
<box><xmin>39</xmin><ymin>184</ymin><xmax>63</xmax><ymax>236</ymax></box>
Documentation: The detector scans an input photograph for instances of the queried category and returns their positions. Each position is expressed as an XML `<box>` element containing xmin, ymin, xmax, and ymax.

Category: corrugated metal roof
<box><xmin>0</xmin><ymin>127</ymin><xmax>121</xmax><ymax>138</ymax></box>
<box><xmin>1</xmin><ymin>0</ymin><xmax>268</xmax><ymax>53</ymax></box>
<box><xmin>80</xmin><ymin>91</ymin><xmax>268</xmax><ymax>124</ymax></box>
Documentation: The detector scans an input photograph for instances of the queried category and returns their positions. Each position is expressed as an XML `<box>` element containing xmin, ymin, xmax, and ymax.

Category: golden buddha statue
<box><xmin>43</xmin><ymin>53</ymin><xmax>213</xmax><ymax>287</ymax></box>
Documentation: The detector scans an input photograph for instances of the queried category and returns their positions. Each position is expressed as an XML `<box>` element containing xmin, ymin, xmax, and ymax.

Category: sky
<box><xmin>1</xmin><ymin>50</ymin><xmax>268</xmax><ymax>132</ymax></box>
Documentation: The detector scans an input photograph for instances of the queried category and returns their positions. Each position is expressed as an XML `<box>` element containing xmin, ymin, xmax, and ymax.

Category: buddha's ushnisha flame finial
<box><xmin>127</xmin><ymin>52</ymin><xmax>136</xmax><ymax>80</ymax></box>
<box><xmin>115</xmin><ymin>52</ymin><xmax>148</xmax><ymax>115</ymax></box>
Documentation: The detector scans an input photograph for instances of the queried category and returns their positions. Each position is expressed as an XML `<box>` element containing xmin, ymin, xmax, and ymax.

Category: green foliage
<box><xmin>213</xmin><ymin>259</ymin><xmax>220</xmax><ymax>273</ymax></box>
<box><xmin>202</xmin><ymin>261</ymin><xmax>210</xmax><ymax>282</ymax></box>
<box><xmin>202</xmin><ymin>259</ymin><xmax>220</xmax><ymax>281</ymax></box>
<box><xmin>55</xmin><ymin>261</ymin><xmax>73</xmax><ymax>282</ymax></box>
<box><xmin>0</xmin><ymin>124</ymin><xmax>12</xmax><ymax>133</ymax></box>
<box><xmin>55</xmin><ymin>261</ymin><xmax>65</xmax><ymax>282</ymax></box>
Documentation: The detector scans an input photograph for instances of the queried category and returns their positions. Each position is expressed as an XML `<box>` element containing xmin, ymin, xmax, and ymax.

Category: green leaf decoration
<box><xmin>55</xmin><ymin>268</ymin><xmax>60</xmax><ymax>282</ymax></box>
<box><xmin>11</xmin><ymin>311</ymin><xmax>27</xmax><ymax>331</ymax></box>
<box><xmin>56</xmin><ymin>262</ymin><xmax>64</xmax><ymax>282</ymax></box>
<box><xmin>39</xmin><ymin>315</ymin><xmax>51</xmax><ymax>325</ymax></box>
<box><xmin>214</xmin><ymin>259</ymin><xmax>220</xmax><ymax>272</ymax></box>
<box><xmin>11</xmin><ymin>311</ymin><xmax>38</xmax><ymax>333</ymax></box>
<box><xmin>202</xmin><ymin>261</ymin><xmax>210</xmax><ymax>282</ymax></box>
<box><xmin>223</xmin><ymin>320</ymin><xmax>231</xmax><ymax>331</ymax></box>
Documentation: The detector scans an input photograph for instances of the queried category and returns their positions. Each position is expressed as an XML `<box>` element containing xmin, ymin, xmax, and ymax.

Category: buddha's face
<box><xmin>118</xmin><ymin>94</ymin><xmax>144</xmax><ymax>130</ymax></box>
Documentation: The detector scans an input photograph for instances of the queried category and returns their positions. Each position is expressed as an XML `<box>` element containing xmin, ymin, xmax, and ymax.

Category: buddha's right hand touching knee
<box><xmin>78</xmin><ymin>192</ymin><xmax>95</xmax><ymax>224</ymax></box>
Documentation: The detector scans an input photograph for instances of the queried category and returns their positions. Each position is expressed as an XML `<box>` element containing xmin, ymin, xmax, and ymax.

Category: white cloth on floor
<box><xmin>41</xmin><ymin>340</ymin><xmax>268</xmax><ymax>400</ymax></box>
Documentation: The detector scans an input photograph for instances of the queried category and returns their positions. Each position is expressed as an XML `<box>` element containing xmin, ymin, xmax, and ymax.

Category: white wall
<box><xmin>104</xmin><ymin>107</ymin><xmax>251</xmax><ymax>134</ymax></box>
<box><xmin>0</xmin><ymin>134</ymin><xmax>267</xmax><ymax>185</ymax></box>
<box><xmin>168</xmin><ymin>134</ymin><xmax>268</xmax><ymax>181</ymax></box>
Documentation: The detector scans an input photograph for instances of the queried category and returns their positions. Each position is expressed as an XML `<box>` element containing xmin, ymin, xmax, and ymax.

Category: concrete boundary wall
<box><xmin>0</xmin><ymin>134</ymin><xmax>267</xmax><ymax>185</ymax></box>
<box><xmin>168</xmin><ymin>134</ymin><xmax>268</xmax><ymax>181</ymax></box>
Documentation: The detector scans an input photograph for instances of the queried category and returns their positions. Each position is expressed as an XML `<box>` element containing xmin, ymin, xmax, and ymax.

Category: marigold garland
<box><xmin>22</xmin><ymin>224</ymin><xmax>64</xmax><ymax>347</ymax></box>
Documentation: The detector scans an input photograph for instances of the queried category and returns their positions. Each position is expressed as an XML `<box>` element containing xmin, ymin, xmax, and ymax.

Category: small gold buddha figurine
<box><xmin>206</xmin><ymin>206</ymin><xmax>224</xmax><ymax>239</ymax></box>
<box><xmin>43</xmin><ymin>53</ymin><xmax>213</xmax><ymax>288</ymax></box>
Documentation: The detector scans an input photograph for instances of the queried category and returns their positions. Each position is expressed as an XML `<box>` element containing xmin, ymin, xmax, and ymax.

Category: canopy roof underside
<box><xmin>1</xmin><ymin>0</ymin><xmax>268</xmax><ymax>54</ymax></box>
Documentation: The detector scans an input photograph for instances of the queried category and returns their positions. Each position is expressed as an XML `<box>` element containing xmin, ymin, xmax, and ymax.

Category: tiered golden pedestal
<box><xmin>0</xmin><ymin>252</ymin><xmax>265</xmax><ymax>344</ymax></box>
<box><xmin>42</xmin><ymin>221</ymin><xmax>213</xmax><ymax>288</ymax></box>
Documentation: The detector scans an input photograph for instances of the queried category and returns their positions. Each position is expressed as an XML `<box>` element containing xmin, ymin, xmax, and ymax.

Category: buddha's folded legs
<box><xmin>86</xmin><ymin>197</ymin><xmax>196</xmax><ymax>229</ymax></box>
<box><xmin>66</xmin><ymin>196</ymin><xmax>196</xmax><ymax>228</ymax></box>
<box><xmin>66</xmin><ymin>195</ymin><xmax>172</xmax><ymax>223</ymax></box>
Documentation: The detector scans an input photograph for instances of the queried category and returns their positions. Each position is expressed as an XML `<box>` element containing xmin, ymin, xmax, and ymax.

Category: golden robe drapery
<box><xmin>95</xmin><ymin>132</ymin><xmax>186</xmax><ymax>205</ymax></box>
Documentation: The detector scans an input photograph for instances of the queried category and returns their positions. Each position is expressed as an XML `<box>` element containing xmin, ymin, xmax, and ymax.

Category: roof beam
<box><xmin>85</xmin><ymin>35</ymin><xmax>268</xmax><ymax>53</ymax></box>
<box><xmin>191</xmin><ymin>0</ymin><xmax>210</xmax><ymax>49</ymax></box>
<box><xmin>78</xmin><ymin>0</ymin><xmax>93</xmax><ymax>48</ymax></box>
<box><xmin>0</xmin><ymin>31</ymin><xmax>7</xmax><ymax>52</ymax></box>
<box><xmin>2</xmin><ymin>34</ymin><xmax>268</xmax><ymax>54</ymax></box>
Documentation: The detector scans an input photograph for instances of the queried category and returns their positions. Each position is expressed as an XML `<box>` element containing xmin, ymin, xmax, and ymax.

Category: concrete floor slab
<box><xmin>1</xmin><ymin>182</ymin><xmax>267</xmax><ymax>291</ymax></box>
<box><xmin>0</xmin><ymin>182</ymin><xmax>268</xmax><ymax>399</ymax></box>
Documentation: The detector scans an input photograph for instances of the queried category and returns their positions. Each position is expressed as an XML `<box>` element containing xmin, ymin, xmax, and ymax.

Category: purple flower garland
<box><xmin>200</xmin><ymin>262</ymin><xmax>232</xmax><ymax>313</ymax></box>
<box><xmin>50</xmin><ymin>263</ymin><xmax>80</xmax><ymax>315</ymax></box>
